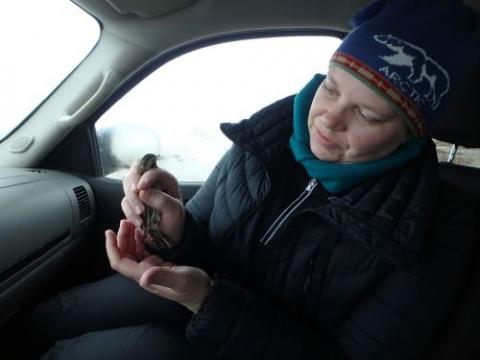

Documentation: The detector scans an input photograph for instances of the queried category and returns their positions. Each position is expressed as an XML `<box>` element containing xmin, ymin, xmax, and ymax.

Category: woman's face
<box><xmin>308</xmin><ymin>67</ymin><xmax>408</xmax><ymax>163</ymax></box>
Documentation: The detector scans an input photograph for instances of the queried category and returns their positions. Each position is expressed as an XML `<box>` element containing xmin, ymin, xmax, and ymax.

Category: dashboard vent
<box><xmin>73</xmin><ymin>186</ymin><xmax>90</xmax><ymax>222</ymax></box>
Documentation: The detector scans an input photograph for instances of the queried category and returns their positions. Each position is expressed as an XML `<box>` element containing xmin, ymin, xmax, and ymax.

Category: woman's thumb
<box><xmin>140</xmin><ymin>265</ymin><xmax>179</xmax><ymax>289</ymax></box>
<box><xmin>140</xmin><ymin>188</ymin><xmax>174</xmax><ymax>208</ymax></box>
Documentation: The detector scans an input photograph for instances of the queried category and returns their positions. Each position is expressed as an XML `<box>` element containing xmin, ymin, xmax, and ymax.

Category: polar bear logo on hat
<box><xmin>374</xmin><ymin>34</ymin><xmax>450</xmax><ymax>110</ymax></box>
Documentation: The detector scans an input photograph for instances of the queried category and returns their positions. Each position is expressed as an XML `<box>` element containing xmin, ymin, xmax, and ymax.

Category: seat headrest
<box><xmin>432</xmin><ymin>65</ymin><xmax>480</xmax><ymax>148</ymax></box>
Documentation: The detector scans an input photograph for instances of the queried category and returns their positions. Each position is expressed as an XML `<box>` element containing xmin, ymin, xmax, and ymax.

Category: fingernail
<box><xmin>135</xmin><ymin>205</ymin><xmax>143</xmax><ymax>215</ymax></box>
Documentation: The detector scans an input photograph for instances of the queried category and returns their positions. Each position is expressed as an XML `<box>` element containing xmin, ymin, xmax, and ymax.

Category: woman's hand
<box><xmin>105</xmin><ymin>220</ymin><xmax>166</xmax><ymax>280</ymax></box>
<box><xmin>121</xmin><ymin>159</ymin><xmax>185</xmax><ymax>247</ymax></box>
<box><xmin>106</xmin><ymin>220</ymin><xmax>212</xmax><ymax>313</ymax></box>
<box><xmin>139</xmin><ymin>264</ymin><xmax>213</xmax><ymax>314</ymax></box>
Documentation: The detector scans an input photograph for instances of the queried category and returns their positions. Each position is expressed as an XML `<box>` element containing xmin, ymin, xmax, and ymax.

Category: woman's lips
<box><xmin>312</xmin><ymin>125</ymin><xmax>340</xmax><ymax>148</ymax></box>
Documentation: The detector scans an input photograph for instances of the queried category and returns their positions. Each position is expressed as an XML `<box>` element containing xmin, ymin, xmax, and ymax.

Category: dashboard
<box><xmin>0</xmin><ymin>168</ymin><xmax>95</xmax><ymax>323</ymax></box>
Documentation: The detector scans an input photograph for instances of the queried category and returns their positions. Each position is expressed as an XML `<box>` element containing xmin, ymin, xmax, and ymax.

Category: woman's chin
<box><xmin>312</xmin><ymin>150</ymin><xmax>342</xmax><ymax>163</ymax></box>
<box><xmin>310</xmin><ymin>144</ymin><xmax>342</xmax><ymax>162</ymax></box>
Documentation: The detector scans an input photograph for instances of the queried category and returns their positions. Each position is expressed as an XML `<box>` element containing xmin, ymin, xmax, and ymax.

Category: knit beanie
<box><xmin>331</xmin><ymin>0</ymin><xmax>480</xmax><ymax>137</ymax></box>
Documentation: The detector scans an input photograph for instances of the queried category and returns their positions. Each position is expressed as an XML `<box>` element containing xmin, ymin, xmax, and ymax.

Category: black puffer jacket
<box><xmin>164</xmin><ymin>96</ymin><xmax>477</xmax><ymax>360</ymax></box>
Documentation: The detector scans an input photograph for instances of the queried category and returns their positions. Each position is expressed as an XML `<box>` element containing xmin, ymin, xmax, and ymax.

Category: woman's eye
<box><xmin>357</xmin><ymin>108</ymin><xmax>381</xmax><ymax>123</ymax></box>
<box><xmin>322</xmin><ymin>82</ymin><xmax>336</xmax><ymax>97</ymax></box>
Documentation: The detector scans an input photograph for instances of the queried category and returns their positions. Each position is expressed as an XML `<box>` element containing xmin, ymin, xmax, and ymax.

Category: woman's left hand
<box><xmin>105</xmin><ymin>220</ymin><xmax>212</xmax><ymax>313</ymax></box>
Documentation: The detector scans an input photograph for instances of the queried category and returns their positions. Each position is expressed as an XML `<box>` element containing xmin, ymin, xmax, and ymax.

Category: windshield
<box><xmin>0</xmin><ymin>0</ymin><xmax>100</xmax><ymax>141</ymax></box>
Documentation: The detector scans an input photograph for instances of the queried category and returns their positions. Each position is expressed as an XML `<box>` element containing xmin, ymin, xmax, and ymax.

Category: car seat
<box><xmin>428</xmin><ymin>64</ymin><xmax>480</xmax><ymax>359</ymax></box>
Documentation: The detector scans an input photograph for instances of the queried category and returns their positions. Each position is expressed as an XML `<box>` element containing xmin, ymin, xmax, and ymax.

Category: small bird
<box><xmin>138</xmin><ymin>153</ymin><xmax>172</xmax><ymax>252</ymax></box>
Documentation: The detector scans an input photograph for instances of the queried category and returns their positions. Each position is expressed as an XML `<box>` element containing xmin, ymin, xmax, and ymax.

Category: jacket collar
<box><xmin>220</xmin><ymin>95</ymin><xmax>294</xmax><ymax>168</ymax></box>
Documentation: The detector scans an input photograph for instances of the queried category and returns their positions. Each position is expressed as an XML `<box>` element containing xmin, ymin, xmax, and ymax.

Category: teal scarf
<box><xmin>289</xmin><ymin>74</ymin><xmax>425</xmax><ymax>193</ymax></box>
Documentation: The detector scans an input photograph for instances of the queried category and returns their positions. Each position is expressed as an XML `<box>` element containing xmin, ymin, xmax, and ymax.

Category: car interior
<box><xmin>0</xmin><ymin>0</ymin><xmax>479</xmax><ymax>357</ymax></box>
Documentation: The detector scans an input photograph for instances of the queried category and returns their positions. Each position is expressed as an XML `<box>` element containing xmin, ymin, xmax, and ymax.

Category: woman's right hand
<box><xmin>121</xmin><ymin>160</ymin><xmax>185</xmax><ymax>247</ymax></box>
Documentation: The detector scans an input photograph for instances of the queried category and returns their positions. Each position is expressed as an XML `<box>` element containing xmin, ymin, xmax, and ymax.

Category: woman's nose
<box><xmin>322</xmin><ymin>104</ymin><xmax>347</xmax><ymax>131</ymax></box>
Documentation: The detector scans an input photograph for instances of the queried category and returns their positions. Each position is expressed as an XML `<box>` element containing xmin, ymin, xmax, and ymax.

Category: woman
<box><xmin>20</xmin><ymin>0</ymin><xmax>480</xmax><ymax>359</ymax></box>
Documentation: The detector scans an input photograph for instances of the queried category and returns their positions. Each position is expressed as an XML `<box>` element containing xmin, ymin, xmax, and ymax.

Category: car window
<box><xmin>95</xmin><ymin>36</ymin><xmax>342</xmax><ymax>182</ymax></box>
<box><xmin>0</xmin><ymin>0</ymin><xmax>100</xmax><ymax>141</ymax></box>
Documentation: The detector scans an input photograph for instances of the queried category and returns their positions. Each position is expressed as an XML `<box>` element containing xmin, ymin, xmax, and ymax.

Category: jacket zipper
<box><xmin>259</xmin><ymin>178</ymin><xmax>318</xmax><ymax>246</ymax></box>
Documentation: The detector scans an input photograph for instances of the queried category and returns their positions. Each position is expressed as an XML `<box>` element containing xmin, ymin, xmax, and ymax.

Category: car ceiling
<box><xmin>76</xmin><ymin>0</ymin><xmax>480</xmax><ymax>41</ymax></box>
<box><xmin>76</xmin><ymin>0</ymin><xmax>370</xmax><ymax>46</ymax></box>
